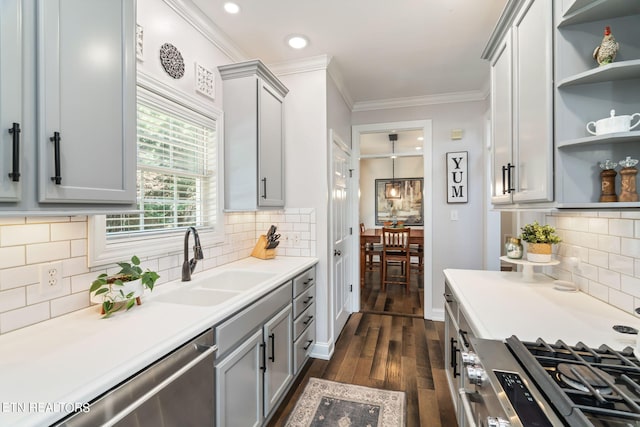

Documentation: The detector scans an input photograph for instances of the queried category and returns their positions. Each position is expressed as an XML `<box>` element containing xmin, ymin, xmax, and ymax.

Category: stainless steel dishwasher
<box><xmin>54</xmin><ymin>329</ymin><xmax>216</xmax><ymax>427</ymax></box>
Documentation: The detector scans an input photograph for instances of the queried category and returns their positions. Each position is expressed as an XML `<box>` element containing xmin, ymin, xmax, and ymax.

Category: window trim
<box><xmin>88</xmin><ymin>72</ymin><xmax>225</xmax><ymax>267</ymax></box>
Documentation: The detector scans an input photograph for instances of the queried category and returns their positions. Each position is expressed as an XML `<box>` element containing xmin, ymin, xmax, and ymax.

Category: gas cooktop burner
<box><xmin>556</xmin><ymin>363</ymin><xmax>614</xmax><ymax>394</ymax></box>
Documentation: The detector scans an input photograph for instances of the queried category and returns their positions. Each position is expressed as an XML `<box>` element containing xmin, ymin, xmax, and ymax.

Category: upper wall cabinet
<box><xmin>0</xmin><ymin>0</ymin><xmax>136</xmax><ymax>214</ymax></box>
<box><xmin>484</xmin><ymin>0</ymin><xmax>554</xmax><ymax>207</ymax></box>
<box><xmin>554</xmin><ymin>0</ymin><xmax>640</xmax><ymax>207</ymax></box>
<box><xmin>0</xmin><ymin>0</ymin><xmax>23</xmax><ymax>202</ymax></box>
<box><xmin>219</xmin><ymin>60</ymin><xmax>288</xmax><ymax>211</ymax></box>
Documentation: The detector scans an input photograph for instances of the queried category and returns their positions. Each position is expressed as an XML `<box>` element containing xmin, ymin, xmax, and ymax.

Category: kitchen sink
<box><xmin>152</xmin><ymin>269</ymin><xmax>277</xmax><ymax>306</ymax></box>
<box><xmin>198</xmin><ymin>270</ymin><xmax>276</xmax><ymax>292</ymax></box>
<box><xmin>153</xmin><ymin>288</ymin><xmax>241</xmax><ymax>307</ymax></box>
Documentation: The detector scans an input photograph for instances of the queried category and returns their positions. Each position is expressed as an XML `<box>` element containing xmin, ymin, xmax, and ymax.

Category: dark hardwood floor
<box><xmin>267</xmin><ymin>264</ymin><xmax>457</xmax><ymax>426</ymax></box>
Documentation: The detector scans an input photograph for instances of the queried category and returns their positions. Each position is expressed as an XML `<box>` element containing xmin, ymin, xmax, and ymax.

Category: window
<box><xmin>89</xmin><ymin>80</ymin><xmax>223</xmax><ymax>267</ymax></box>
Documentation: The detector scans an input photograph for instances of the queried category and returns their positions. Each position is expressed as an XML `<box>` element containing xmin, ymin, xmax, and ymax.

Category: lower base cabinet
<box><xmin>215</xmin><ymin>284</ymin><xmax>293</xmax><ymax>427</ymax></box>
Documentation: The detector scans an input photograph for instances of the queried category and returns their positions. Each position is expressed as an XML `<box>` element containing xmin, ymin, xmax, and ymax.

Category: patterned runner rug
<box><xmin>285</xmin><ymin>378</ymin><xmax>405</xmax><ymax>427</ymax></box>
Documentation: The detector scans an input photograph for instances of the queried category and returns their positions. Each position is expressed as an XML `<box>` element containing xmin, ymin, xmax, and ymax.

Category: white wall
<box><xmin>353</xmin><ymin>100</ymin><xmax>488</xmax><ymax>317</ymax></box>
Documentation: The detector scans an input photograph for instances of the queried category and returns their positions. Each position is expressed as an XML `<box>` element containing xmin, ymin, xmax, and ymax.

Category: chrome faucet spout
<box><xmin>182</xmin><ymin>227</ymin><xmax>203</xmax><ymax>281</ymax></box>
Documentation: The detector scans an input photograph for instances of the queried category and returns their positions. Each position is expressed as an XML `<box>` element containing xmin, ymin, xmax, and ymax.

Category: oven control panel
<box><xmin>494</xmin><ymin>371</ymin><xmax>554</xmax><ymax>427</ymax></box>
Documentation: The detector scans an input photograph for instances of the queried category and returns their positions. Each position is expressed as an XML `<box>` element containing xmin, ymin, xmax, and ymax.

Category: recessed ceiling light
<box><xmin>223</xmin><ymin>2</ymin><xmax>240</xmax><ymax>14</ymax></box>
<box><xmin>415</xmin><ymin>146</ymin><xmax>423</xmax><ymax>150</ymax></box>
<box><xmin>287</xmin><ymin>35</ymin><xmax>308</xmax><ymax>49</ymax></box>
<box><xmin>417</xmin><ymin>136</ymin><xmax>424</xmax><ymax>141</ymax></box>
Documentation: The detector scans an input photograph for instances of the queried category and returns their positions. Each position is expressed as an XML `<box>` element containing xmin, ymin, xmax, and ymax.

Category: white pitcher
<box><xmin>586</xmin><ymin>109</ymin><xmax>640</xmax><ymax>136</ymax></box>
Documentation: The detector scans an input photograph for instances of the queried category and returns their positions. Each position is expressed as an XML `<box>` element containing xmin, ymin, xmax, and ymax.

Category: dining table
<box><xmin>360</xmin><ymin>228</ymin><xmax>424</xmax><ymax>286</ymax></box>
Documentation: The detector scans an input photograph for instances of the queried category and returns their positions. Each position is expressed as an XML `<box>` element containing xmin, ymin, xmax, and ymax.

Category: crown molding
<box><xmin>268</xmin><ymin>55</ymin><xmax>355</xmax><ymax>110</ymax></box>
<box><xmin>352</xmin><ymin>90</ymin><xmax>487</xmax><ymax>112</ymax></box>
<box><xmin>162</xmin><ymin>0</ymin><xmax>249</xmax><ymax>62</ymax></box>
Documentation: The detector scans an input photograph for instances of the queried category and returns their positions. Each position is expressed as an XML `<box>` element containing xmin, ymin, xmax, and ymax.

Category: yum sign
<box><xmin>446</xmin><ymin>151</ymin><xmax>468</xmax><ymax>203</ymax></box>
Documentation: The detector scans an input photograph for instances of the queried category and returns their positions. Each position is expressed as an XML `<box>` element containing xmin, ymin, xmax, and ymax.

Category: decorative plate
<box><xmin>159</xmin><ymin>43</ymin><xmax>185</xmax><ymax>79</ymax></box>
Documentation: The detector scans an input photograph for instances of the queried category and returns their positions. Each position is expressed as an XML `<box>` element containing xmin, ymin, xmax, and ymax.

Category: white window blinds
<box><xmin>107</xmin><ymin>88</ymin><xmax>217</xmax><ymax>235</ymax></box>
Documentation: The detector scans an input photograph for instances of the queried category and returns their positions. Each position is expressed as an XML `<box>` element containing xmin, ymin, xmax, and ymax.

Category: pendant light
<box><xmin>385</xmin><ymin>134</ymin><xmax>401</xmax><ymax>199</ymax></box>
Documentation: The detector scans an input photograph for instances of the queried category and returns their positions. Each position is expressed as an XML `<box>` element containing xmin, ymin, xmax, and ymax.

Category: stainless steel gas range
<box><xmin>458</xmin><ymin>335</ymin><xmax>640</xmax><ymax>426</ymax></box>
<box><xmin>444</xmin><ymin>281</ymin><xmax>640</xmax><ymax>426</ymax></box>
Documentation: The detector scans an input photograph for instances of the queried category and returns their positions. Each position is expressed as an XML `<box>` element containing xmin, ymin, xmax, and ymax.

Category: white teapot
<box><xmin>587</xmin><ymin>109</ymin><xmax>640</xmax><ymax>136</ymax></box>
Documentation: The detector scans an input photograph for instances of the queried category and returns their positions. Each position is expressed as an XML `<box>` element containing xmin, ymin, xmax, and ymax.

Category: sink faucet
<box><xmin>182</xmin><ymin>227</ymin><xmax>204</xmax><ymax>281</ymax></box>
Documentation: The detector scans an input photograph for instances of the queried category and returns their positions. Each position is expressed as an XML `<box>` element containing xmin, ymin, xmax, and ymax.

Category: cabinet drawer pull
<box><xmin>8</xmin><ymin>123</ymin><xmax>20</xmax><ymax>182</ymax></box>
<box><xmin>268</xmin><ymin>333</ymin><xmax>275</xmax><ymax>362</ymax></box>
<box><xmin>261</xmin><ymin>177</ymin><xmax>267</xmax><ymax>199</ymax></box>
<box><xmin>303</xmin><ymin>296</ymin><xmax>313</xmax><ymax>304</ymax></box>
<box><xmin>304</xmin><ymin>277</ymin><xmax>314</xmax><ymax>285</ymax></box>
<box><xmin>50</xmin><ymin>131</ymin><xmax>62</xmax><ymax>185</ymax></box>
<box><xmin>303</xmin><ymin>340</ymin><xmax>313</xmax><ymax>350</ymax></box>
<box><xmin>303</xmin><ymin>315</ymin><xmax>314</xmax><ymax>325</ymax></box>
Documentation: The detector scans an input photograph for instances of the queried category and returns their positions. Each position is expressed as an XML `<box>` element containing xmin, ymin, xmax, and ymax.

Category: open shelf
<box><xmin>559</xmin><ymin>0</ymin><xmax>640</xmax><ymax>27</ymax></box>
<box><xmin>557</xmin><ymin>60</ymin><xmax>640</xmax><ymax>88</ymax></box>
<box><xmin>557</xmin><ymin>131</ymin><xmax>640</xmax><ymax>149</ymax></box>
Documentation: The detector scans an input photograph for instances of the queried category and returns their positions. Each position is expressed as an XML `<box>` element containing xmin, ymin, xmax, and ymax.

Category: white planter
<box><xmin>525</xmin><ymin>242</ymin><xmax>553</xmax><ymax>263</ymax></box>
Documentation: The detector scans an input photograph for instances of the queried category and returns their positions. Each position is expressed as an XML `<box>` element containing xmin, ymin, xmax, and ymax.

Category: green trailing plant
<box><xmin>90</xmin><ymin>255</ymin><xmax>160</xmax><ymax>318</ymax></box>
<box><xmin>519</xmin><ymin>221</ymin><xmax>562</xmax><ymax>244</ymax></box>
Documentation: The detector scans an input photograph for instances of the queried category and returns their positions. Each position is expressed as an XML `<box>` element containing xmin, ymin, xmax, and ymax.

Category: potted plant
<box><xmin>90</xmin><ymin>255</ymin><xmax>160</xmax><ymax>318</ymax></box>
<box><xmin>519</xmin><ymin>221</ymin><xmax>562</xmax><ymax>263</ymax></box>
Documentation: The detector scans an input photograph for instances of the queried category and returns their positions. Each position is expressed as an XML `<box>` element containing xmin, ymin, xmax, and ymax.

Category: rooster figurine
<box><xmin>593</xmin><ymin>26</ymin><xmax>619</xmax><ymax>66</ymax></box>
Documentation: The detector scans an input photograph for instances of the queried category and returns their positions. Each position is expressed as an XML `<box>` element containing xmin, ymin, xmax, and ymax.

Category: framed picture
<box><xmin>374</xmin><ymin>178</ymin><xmax>423</xmax><ymax>226</ymax></box>
<box><xmin>446</xmin><ymin>151</ymin><xmax>468</xmax><ymax>203</ymax></box>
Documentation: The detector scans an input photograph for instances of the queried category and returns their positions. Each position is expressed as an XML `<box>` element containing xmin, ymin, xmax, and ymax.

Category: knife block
<box><xmin>251</xmin><ymin>235</ymin><xmax>276</xmax><ymax>260</ymax></box>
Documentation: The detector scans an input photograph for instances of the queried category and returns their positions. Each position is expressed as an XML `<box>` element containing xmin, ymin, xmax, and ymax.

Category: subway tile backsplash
<box><xmin>0</xmin><ymin>208</ymin><xmax>316</xmax><ymax>335</ymax></box>
<box><xmin>549</xmin><ymin>211</ymin><xmax>640</xmax><ymax>316</ymax></box>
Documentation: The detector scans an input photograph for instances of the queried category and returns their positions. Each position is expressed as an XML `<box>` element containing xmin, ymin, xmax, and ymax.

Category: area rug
<box><xmin>285</xmin><ymin>378</ymin><xmax>405</xmax><ymax>427</ymax></box>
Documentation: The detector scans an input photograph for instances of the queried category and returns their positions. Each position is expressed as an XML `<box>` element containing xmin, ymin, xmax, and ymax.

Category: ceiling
<box><xmin>191</xmin><ymin>0</ymin><xmax>508</xmax><ymax>108</ymax></box>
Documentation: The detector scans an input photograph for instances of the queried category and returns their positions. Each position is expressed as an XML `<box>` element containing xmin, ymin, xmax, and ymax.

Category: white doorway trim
<box><xmin>351</xmin><ymin>120</ymin><xmax>434</xmax><ymax>319</ymax></box>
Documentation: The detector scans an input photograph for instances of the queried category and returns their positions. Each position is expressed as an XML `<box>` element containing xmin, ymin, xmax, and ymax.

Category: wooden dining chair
<box><xmin>360</xmin><ymin>223</ymin><xmax>381</xmax><ymax>271</ymax></box>
<box><xmin>381</xmin><ymin>227</ymin><xmax>411</xmax><ymax>293</ymax></box>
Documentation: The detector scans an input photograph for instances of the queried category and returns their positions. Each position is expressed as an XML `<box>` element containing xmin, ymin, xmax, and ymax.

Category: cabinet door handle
<box><xmin>303</xmin><ymin>339</ymin><xmax>313</xmax><ymax>350</ymax></box>
<box><xmin>507</xmin><ymin>163</ymin><xmax>515</xmax><ymax>193</ymax></box>
<box><xmin>268</xmin><ymin>333</ymin><xmax>275</xmax><ymax>362</ymax></box>
<box><xmin>8</xmin><ymin>123</ymin><xmax>20</xmax><ymax>182</ymax></box>
<box><xmin>260</xmin><ymin>342</ymin><xmax>267</xmax><ymax>372</ymax></box>
<box><xmin>450</xmin><ymin>337</ymin><xmax>460</xmax><ymax>378</ymax></box>
<box><xmin>501</xmin><ymin>164</ymin><xmax>508</xmax><ymax>194</ymax></box>
<box><xmin>50</xmin><ymin>132</ymin><xmax>62</xmax><ymax>185</ymax></box>
<box><xmin>261</xmin><ymin>177</ymin><xmax>267</xmax><ymax>199</ymax></box>
<box><xmin>303</xmin><ymin>315</ymin><xmax>314</xmax><ymax>325</ymax></box>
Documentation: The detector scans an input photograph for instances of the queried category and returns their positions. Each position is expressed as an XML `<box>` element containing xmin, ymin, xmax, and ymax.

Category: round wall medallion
<box><xmin>159</xmin><ymin>43</ymin><xmax>185</xmax><ymax>79</ymax></box>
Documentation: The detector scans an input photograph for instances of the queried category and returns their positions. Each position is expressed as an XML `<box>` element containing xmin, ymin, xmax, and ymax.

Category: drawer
<box><xmin>294</xmin><ymin>321</ymin><xmax>315</xmax><ymax>374</ymax></box>
<box><xmin>293</xmin><ymin>284</ymin><xmax>315</xmax><ymax>318</ymax></box>
<box><xmin>293</xmin><ymin>267</ymin><xmax>316</xmax><ymax>297</ymax></box>
<box><xmin>293</xmin><ymin>303</ymin><xmax>314</xmax><ymax>339</ymax></box>
<box><xmin>216</xmin><ymin>281</ymin><xmax>292</xmax><ymax>357</ymax></box>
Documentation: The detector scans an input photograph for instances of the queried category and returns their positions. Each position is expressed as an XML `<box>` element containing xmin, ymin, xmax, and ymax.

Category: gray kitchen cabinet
<box><xmin>554</xmin><ymin>0</ymin><xmax>640</xmax><ymax>207</ymax></box>
<box><xmin>0</xmin><ymin>0</ymin><xmax>22</xmax><ymax>202</ymax></box>
<box><xmin>215</xmin><ymin>282</ymin><xmax>293</xmax><ymax>426</ymax></box>
<box><xmin>484</xmin><ymin>0</ymin><xmax>554</xmax><ymax>207</ymax></box>
<box><xmin>219</xmin><ymin>60</ymin><xmax>288</xmax><ymax>211</ymax></box>
<box><xmin>0</xmin><ymin>0</ymin><xmax>136</xmax><ymax>214</ymax></box>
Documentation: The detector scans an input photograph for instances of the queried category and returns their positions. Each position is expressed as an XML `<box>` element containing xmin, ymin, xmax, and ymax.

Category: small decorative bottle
<box><xmin>505</xmin><ymin>237</ymin><xmax>523</xmax><ymax>259</ymax></box>
<box><xmin>598</xmin><ymin>159</ymin><xmax>618</xmax><ymax>202</ymax></box>
<box><xmin>619</xmin><ymin>156</ymin><xmax>639</xmax><ymax>202</ymax></box>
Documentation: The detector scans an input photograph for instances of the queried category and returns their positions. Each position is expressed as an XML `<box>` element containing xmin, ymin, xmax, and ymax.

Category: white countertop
<box><xmin>444</xmin><ymin>268</ymin><xmax>640</xmax><ymax>350</ymax></box>
<box><xmin>0</xmin><ymin>256</ymin><xmax>317</xmax><ymax>427</ymax></box>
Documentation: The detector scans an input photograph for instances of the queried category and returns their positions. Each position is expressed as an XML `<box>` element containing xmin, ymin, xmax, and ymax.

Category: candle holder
<box><xmin>598</xmin><ymin>159</ymin><xmax>618</xmax><ymax>202</ymax></box>
<box><xmin>619</xmin><ymin>156</ymin><xmax>639</xmax><ymax>202</ymax></box>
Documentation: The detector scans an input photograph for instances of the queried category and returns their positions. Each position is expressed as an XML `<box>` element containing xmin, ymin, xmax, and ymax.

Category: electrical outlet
<box><xmin>40</xmin><ymin>262</ymin><xmax>63</xmax><ymax>290</ymax></box>
<box><xmin>291</xmin><ymin>232</ymin><xmax>301</xmax><ymax>247</ymax></box>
